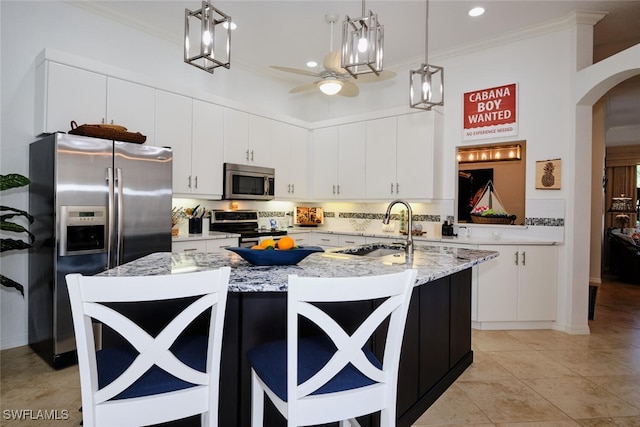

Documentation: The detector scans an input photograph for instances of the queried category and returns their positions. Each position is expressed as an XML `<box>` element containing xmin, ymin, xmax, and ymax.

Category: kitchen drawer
<box><xmin>286</xmin><ymin>232</ymin><xmax>310</xmax><ymax>246</ymax></box>
<box><xmin>172</xmin><ymin>240</ymin><xmax>207</xmax><ymax>253</ymax></box>
<box><xmin>207</xmin><ymin>238</ymin><xmax>238</xmax><ymax>252</ymax></box>
<box><xmin>338</xmin><ymin>235</ymin><xmax>366</xmax><ymax>246</ymax></box>
<box><xmin>314</xmin><ymin>233</ymin><xmax>340</xmax><ymax>248</ymax></box>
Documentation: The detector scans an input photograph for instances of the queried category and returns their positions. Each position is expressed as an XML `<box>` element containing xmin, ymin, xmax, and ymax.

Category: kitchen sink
<box><xmin>331</xmin><ymin>244</ymin><xmax>406</xmax><ymax>258</ymax></box>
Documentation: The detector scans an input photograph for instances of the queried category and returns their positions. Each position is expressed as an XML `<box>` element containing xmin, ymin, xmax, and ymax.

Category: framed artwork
<box><xmin>536</xmin><ymin>159</ymin><xmax>561</xmax><ymax>190</ymax></box>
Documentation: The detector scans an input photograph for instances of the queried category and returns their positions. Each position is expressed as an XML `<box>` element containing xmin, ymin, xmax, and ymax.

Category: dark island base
<box><xmin>101</xmin><ymin>268</ymin><xmax>473</xmax><ymax>427</ymax></box>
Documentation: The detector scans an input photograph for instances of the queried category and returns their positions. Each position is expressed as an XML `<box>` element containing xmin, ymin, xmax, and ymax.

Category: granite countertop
<box><xmin>99</xmin><ymin>244</ymin><xmax>498</xmax><ymax>293</ymax></box>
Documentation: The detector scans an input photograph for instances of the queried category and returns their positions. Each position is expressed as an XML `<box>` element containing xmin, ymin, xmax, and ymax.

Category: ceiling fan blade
<box><xmin>271</xmin><ymin>66</ymin><xmax>321</xmax><ymax>77</ymax></box>
<box><xmin>354</xmin><ymin>70</ymin><xmax>397</xmax><ymax>83</ymax></box>
<box><xmin>338</xmin><ymin>81</ymin><xmax>359</xmax><ymax>97</ymax></box>
<box><xmin>289</xmin><ymin>82</ymin><xmax>319</xmax><ymax>93</ymax></box>
<box><xmin>323</xmin><ymin>50</ymin><xmax>347</xmax><ymax>75</ymax></box>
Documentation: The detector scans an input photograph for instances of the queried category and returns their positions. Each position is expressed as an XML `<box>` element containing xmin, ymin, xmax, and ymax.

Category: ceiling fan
<box><xmin>270</xmin><ymin>15</ymin><xmax>396</xmax><ymax>97</ymax></box>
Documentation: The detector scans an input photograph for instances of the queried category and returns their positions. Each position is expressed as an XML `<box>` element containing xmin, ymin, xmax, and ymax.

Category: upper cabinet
<box><xmin>106</xmin><ymin>78</ymin><xmax>156</xmax><ymax>146</ymax></box>
<box><xmin>365</xmin><ymin>117</ymin><xmax>397</xmax><ymax>199</ymax></box>
<box><xmin>311</xmin><ymin>123</ymin><xmax>366</xmax><ymax>200</ymax></box>
<box><xmin>35</xmin><ymin>62</ymin><xmax>106</xmax><ymax>135</ymax></box>
<box><xmin>365</xmin><ymin>113</ymin><xmax>436</xmax><ymax>200</ymax></box>
<box><xmin>223</xmin><ymin>109</ymin><xmax>270</xmax><ymax>167</ymax></box>
<box><xmin>36</xmin><ymin>61</ymin><xmax>156</xmax><ymax>145</ymax></box>
<box><xmin>191</xmin><ymin>100</ymin><xmax>224</xmax><ymax>198</ymax></box>
<box><xmin>155</xmin><ymin>90</ymin><xmax>192</xmax><ymax>195</ymax></box>
<box><xmin>270</xmin><ymin>121</ymin><xmax>309</xmax><ymax>199</ymax></box>
<box><xmin>156</xmin><ymin>93</ymin><xmax>224</xmax><ymax>198</ymax></box>
<box><xmin>396</xmin><ymin>113</ymin><xmax>435</xmax><ymax>199</ymax></box>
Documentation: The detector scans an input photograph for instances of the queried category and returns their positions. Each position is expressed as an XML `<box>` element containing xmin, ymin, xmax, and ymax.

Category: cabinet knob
<box><xmin>194</xmin><ymin>176</ymin><xmax>198</xmax><ymax>189</ymax></box>
<box><xmin>288</xmin><ymin>184</ymin><xmax>291</xmax><ymax>193</ymax></box>
<box><xmin>514</xmin><ymin>251</ymin><xmax>519</xmax><ymax>265</ymax></box>
<box><xmin>333</xmin><ymin>185</ymin><xmax>336</xmax><ymax>195</ymax></box>
<box><xmin>337</xmin><ymin>185</ymin><xmax>340</xmax><ymax>195</ymax></box>
<box><xmin>390</xmin><ymin>183</ymin><xmax>394</xmax><ymax>194</ymax></box>
<box><xmin>291</xmin><ymin>183</ymin><xmax>294</xmax><ymax>193</ymax></box>
<box><xmin>188</xmin><ymin>175</ymin><xmax>192</xmax><ymax>189</ymax></box>
<box><xmin>521</xmin><ymin>251</ymin><xmax>526</xmax><ymax>266</ymax></box>
<box><xmin>396</xmin><ymin>183</ymin><xmax>399</xmax><ymax>193</ymax></box>
<box><xmin>246</xmin><ymin>149</ymin><xmax>250</xmax><ymax>160</ymax></box>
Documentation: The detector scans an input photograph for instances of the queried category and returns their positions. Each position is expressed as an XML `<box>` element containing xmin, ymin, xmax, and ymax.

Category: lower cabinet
<box><xmin>172</xmin><ymin>237</ymin><xmax>238</xmax><ymax>253</ymax></box>
<box><xmin>395</xmin><ymin>269</ymin><xmax>473</xmax><ymax>425</ymax></box>
<box><xmin>476</xmin><ymin>244</ymin><xmax>557</xmax><ymax>322</ymax></box>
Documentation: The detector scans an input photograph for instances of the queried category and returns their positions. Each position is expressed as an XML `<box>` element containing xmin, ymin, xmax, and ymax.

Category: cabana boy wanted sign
<box><xmin>463</xmin><ymin>83</ymin><xmax>518</xmax><ymax>141</ymax></box>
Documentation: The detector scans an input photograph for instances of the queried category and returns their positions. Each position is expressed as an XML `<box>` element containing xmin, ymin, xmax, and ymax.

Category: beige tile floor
<box><xmin>2</xmin><ymin>275</ymin><xmax>639</xmax><ymax>427</ymax></box>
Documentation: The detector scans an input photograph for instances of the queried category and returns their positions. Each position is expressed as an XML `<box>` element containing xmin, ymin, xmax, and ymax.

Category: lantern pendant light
<box><xmin>184</xmin><ymin>0</ymin><xmax>231</xmax><ymax>73</ymax></box>
<box><xmin>410</xmin><ymin>0</ymin><xmax>444</xmax><ymax>110</ymax></box>
<box><xmin>341</xmin><ymin>0</ymin><xmax>384</xmax><ymax>78</ymax></box>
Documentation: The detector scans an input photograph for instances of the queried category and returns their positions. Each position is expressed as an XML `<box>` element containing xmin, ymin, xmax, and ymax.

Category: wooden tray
<box><xmin>68</xmin><ymin>121</ymin><xmax>146</xmax><ymax>144</ymax></box>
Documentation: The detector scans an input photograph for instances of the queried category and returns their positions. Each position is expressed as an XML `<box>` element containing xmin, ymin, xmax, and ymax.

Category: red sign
<box><xmin>463</xmin><ymin>83</ymin><xmax>517</xmax><ymax>141</ymax></box>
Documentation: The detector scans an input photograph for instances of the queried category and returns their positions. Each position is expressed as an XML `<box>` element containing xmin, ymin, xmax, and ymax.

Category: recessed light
<box><xmin>306</xmin><ymin>61</ymin><xmax>318</xmax><ymax>68</ymax></box>
<box><xmin>468</xmin><ymin>7</ymin><xmax>485</xmax><ymax>17</ymax></box>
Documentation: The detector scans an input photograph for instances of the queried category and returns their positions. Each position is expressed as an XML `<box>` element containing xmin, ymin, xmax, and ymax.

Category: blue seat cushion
<box><xmin>246</xmin><ymin>335</ymin><xmax>382</xmax><ymax>402</ymax></box>
<box><xmin>96</xmin><ymin>335</ymin><xmax>207</xmax><ymax>400</ymax></box>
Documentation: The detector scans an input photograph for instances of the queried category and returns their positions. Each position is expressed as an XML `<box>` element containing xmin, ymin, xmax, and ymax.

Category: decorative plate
<box><xmin>226</xmin><ymin>246</ymin><xmax>325</xmax><ymax>266</ymax></box>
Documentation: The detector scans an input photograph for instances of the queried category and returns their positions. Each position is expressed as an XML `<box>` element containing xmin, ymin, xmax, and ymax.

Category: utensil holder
<box><xmin>188</xmin><ymin>218</ymin><xmax>202</xmax><ymax>234</ymax></box>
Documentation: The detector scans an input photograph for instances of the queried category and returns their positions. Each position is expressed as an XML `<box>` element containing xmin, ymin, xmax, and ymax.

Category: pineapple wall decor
<box><xmin>535</xmin><ymin>159</ymin><xmax>561</xmax><ymax>190</ymax></box>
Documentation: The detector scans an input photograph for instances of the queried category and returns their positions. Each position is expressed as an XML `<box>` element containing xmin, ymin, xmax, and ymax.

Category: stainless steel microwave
<box><xmin>223</xmin><ymin>163</ymin><xmax>275</xmax><ymax>200</ymax></box>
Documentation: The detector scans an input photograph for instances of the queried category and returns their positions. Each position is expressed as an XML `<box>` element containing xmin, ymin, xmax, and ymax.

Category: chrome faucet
<box><xmin>382</xmin><ymin>199</ymin><xmax>413</xmax><ymax>256</ymax></box>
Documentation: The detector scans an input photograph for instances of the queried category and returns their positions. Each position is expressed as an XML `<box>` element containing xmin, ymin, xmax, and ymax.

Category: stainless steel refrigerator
<box><xmin>28</xmin><ymin>133</ymin><xmax>172</xmax><ymax>368</ymax></box>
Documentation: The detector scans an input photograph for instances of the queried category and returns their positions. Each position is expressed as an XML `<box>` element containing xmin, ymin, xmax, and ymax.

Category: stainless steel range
<box><xmin>209</xmin><ymin>210</ymin><xmax>286</xmax><ymax>247</ymax></box>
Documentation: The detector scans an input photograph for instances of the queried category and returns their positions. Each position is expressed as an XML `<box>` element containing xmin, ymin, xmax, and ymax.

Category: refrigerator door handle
<box><xmin>107</xmin><ymin>167</ymin><xmax>115</xmax><ymax>268</ymax></box>
<box><xmin>115</xmin><ymin>167</ymin><xmax>124</xmax><ymax>266</ymax></box>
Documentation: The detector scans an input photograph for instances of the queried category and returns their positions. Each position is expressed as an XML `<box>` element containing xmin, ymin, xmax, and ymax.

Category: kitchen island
<box><xmin>99</xmin><ymin>244</ymin><xmax>498</xmax><ymax>427</ymax></box>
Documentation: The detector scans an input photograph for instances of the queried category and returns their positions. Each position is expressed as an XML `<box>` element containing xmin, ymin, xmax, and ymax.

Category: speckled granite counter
<box><xmin>99</xmin><ymin>244</ymin><xmax>498</xmax><ymax>293</ymax></box>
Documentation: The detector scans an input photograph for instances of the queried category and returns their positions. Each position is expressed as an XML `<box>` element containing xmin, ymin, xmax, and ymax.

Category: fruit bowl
<box><xmin>226</xmin><ymin>246</ymin><xmax>325</xmax><ymax>266</ymax></box>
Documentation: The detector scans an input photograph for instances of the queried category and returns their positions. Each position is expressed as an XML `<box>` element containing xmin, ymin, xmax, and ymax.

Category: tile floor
<box><xmin>2</xmin><ymin>275</ymin><xmax>639</xmax><ymax>427</ymax></box>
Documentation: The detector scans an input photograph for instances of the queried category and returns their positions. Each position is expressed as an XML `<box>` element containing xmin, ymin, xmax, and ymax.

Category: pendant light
<box><xmin>410</xmin><ymin>0</ymin><xmax>444</xmax><ymax>110</ymax></box>
<box><xmin>341</xmin><ymin>0</ymin><xmax>384</xmax><ymax>78</ymax></box>
<box><xmin>184</xmin><ymin>0</ymin><xmax>231</xmax><ymax>73</ymax></box>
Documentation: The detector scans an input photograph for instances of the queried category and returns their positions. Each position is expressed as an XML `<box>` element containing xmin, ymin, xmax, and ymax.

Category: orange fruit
<box><xmin>276</xmin><ymin>236</ymin><xmax>295</xmax><ymax>250</ymax></box>
<box><xmin>251</xmin><ymin>245</ymin><xmax>265</xmax><ymax>250</ymax></box>
<box><xmin>259</xmin><ymin>238</ymin><xmax>276</xmax><ymax>249</ymax></box>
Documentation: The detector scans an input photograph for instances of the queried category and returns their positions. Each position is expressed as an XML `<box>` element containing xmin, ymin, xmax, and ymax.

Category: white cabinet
<box><xmin>476</xmin><ymin>244</ymin><xmax>557</xmax><ymax>322</ymax></box>
<box><xmin>36</xmin><ymin>61</ymin><xmax>106</xmax><ymax>135</ymax></box>
<box><xmin>172</xmin><ymin>240</ymin><xmax>207</xmax><ymax>253</ymax></box>
<box><xmin>365</xmin><ymin>113</ymin><xmax>435</xmax><ymax>200</ymax></box>
<box><xmin>311</xmin><ymin>127</ymin><xmax>339</xmax><ymax>199</ymax></box>
<box><xmin>314</xmin><ymin>233</ymin><xmax>340</xmax><ymax>248</ymax></box>
<box><xmin>311</xmin><ymin>123</ymin><xmax>366</xmax><ymax>200</ymax></box>
<box><xmin>36</xmin><ymin>62</ymin><xmax>156</xmax><ymax>144</ymax></box>
<box><xmin>365</xmin><ymin>117</ymin><xmax>397</xmax><ymax>199</ymax></box>
<box><xmin>396</xmin><ymin>113</ymin><xmax>435</xmax><ymax>199</ymax></box>
<box><xmin>106</xmin><ymin>77</ymin><xmax>156</xmax><ymax>146</ymax></box>
<box><xmin>223</xmin><ymin>110</ymin><xmax>270</xmax><ymax>166</ymax></box>
<box><xmin>191</xmin><ymin>100</ymin><xmax>224</xmax><ymax>198</ymax></box>
<box><xmin>271</xmin><ymin>122</ymin><xmax>309</xmax><ymax>199</ymax></box>
<box><xmin>155</xmin><ymin>90</ymin><xmax>193</xmax><ymax>194</ymax></box>
<box><xmin>338</xmin><ymin>235</ymin><xmax>366</xmax><ymax>246</ymax></box>
<box><xmin>159</xmin><ymin>96</ymin><xmax>223</xmax><ymax>198</ymax></box>
<box><xmin>286</xmin><ymin>231</ymin><xmax>311</xmax><ymax>247</ymax></box>
<box><xmin>173</xmin><ymin>237</ymin><xmax>238</xmax><ymax>253</ymax></box>
<box><xmin>206</xmin><ymin>237</ymin><xmax>238</xmax><ymax>252</ymax></box>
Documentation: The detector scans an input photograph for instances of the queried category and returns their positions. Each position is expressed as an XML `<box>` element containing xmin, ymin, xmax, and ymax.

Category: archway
<box><xmin>568</xmin><ymin>44</ymin><xmax>640</xmax><ymax>334</ymax></box>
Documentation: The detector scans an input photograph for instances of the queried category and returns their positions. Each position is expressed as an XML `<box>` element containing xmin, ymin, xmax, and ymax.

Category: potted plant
<box><xmin>1</xmin><ymin>173</ymin><xmax>34</xmax><ymax>295</ymax></box>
